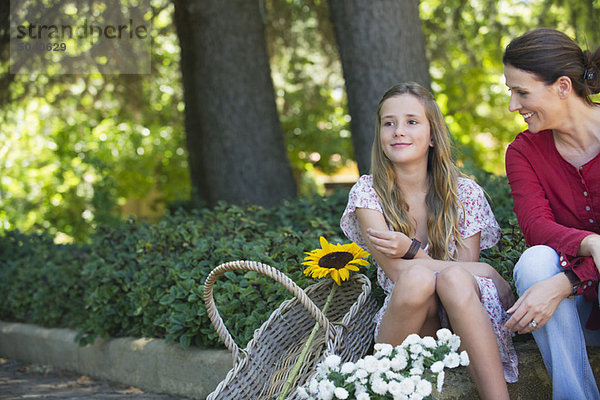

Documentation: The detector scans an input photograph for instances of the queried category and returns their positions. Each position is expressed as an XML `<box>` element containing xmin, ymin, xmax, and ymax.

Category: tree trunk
<box><xmin>328</xmin><ymin>0</ymin><xmax>431</xmax><ymax>175</ymax></box>
<box><xmin>173</xmin><ymin>0</ymin><xmax>296</xmax><ymax>207</ymax></box>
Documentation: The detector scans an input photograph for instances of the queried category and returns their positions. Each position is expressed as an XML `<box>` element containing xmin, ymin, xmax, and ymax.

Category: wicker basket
<box><xmin>204</xmin><ymin>260</ymin><xmax>377</xmax><ymax>400</ymax></box>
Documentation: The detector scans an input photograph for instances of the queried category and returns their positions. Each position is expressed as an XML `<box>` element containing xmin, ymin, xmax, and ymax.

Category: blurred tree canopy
<box><xmin>1</xmin><ymin>0</ymin><xmax>599</xmax><ymax>242</ymax></box>
<box><xmin>2</xmin><ymin>0</ymin><xmax>187</xmax><ymax>242</ymax></box>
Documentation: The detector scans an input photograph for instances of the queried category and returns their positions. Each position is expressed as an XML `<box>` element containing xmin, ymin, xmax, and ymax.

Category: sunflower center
<box><xmin>318</xmin><ymin>251</ymin><xmax>354</xmax><ymax>269</ymax></box>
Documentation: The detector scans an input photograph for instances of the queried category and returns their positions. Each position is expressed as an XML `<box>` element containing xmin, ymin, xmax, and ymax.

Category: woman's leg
<box><xmin>376</xmin><ymin>265</ymin><xmax>439</xmax><ymax>346</ymax></box>
<box><xmin>513</xmin><ymin>245</ymin><xmax>600</xmax><ymax>400</ymax></box>
<box><xmin>436</xmin><ymin>265</ymin><xmax>509</xmax><ymax>400</ymax></box>
<box><xmin>579</xmin><ymin>293</ymin><xmax>600</xmax><ymax>347</ymax></box>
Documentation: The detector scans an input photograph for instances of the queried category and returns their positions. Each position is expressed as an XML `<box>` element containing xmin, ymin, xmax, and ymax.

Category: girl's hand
<box><xmin>366</xmin><ymin>228</ymin><xmax>412</xmax><ymax>258</ymax></box>
<box><xmin>491</xmin><ymin>270</ymin><xmax>515</xmax><ymax>310</ymax></box>
<box><xmin>461</xmin><ymin>259</ymin><xmax>514</xmax><ymax>310</ymax></box>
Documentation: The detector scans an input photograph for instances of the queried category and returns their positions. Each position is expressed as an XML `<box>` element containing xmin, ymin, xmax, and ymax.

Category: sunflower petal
<box><xmin>303</xmin><ymin>266</ymin><xmax>315</xmax><ymax>275</ymax></box>
<box><xmin>330</xmin><ymin>269</ymin><xmax>341</xmax><ymax>285</ymax></box>
<box><xmin>338</xmin><ymin>267</ymin><xmax>349</xmax><ymax>282</ymax></box>
<box><xmin>350</xmin><ymin>259</ymin><xmax>370</xmax><ymax>267</ymax></box>
<box><xmin>319</xmin><ymin>236</ymin><xmax>329</xmax><ymax>249</ymax></box>
<box><xmin>321</xmin><ymin>270</ymin><xmax>332</xmax><ymax>279</ymax></box>
<box><xmin>345</xmin><ymin>242</ymin><xmax>370</xmax><ymax>258</ymax></box>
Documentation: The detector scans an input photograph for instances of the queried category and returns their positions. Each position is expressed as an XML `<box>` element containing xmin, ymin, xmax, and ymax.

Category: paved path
<box><xmin>0</xmin><ymin>358</ymin><xmax>190</xmax><ymax>400</ymax></box>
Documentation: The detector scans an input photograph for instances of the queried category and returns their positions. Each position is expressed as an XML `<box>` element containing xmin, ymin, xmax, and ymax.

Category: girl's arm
<box><xmin>356</xmin><ymin>208</ymin><xmax>428</xmax><ymax>261</ymax></box>
<box><xmin>355</xmin><ymin>208</ymin><xmax>426</xmax><ymax>282</ymax></box>
<box><xmin>455</xmin><ymin>232</ymin><xmax>481</xmax><ymax>262</ymax></box>
<box><xmin>456</xmin><ymin>232</ymin><xmax>515</xmax><ymax>310</ymax></box>
<box><xmin>356</xmin><ymin>208</ymin><xmax>508</xmax><ymax>285</ymax></box>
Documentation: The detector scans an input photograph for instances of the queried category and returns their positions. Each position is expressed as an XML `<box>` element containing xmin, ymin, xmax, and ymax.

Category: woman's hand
<box><xmin>579</xmin><ymin>234</ymin><xmax>600</xmax><ymax>275</ymax></box>
<box><xmin>503</xmin><ymin>273</ymin><xmax>571</xmax><ymax>334</ymax></box>
<box><xmin>366</xmin><ymin>228</ymin><xmax>412</xmax><ymax>258</ymax></box>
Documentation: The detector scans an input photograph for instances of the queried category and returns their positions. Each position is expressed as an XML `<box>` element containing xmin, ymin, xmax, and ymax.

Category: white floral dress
<box><xmin>340</xmin><ymin>175</ymin><xmax>519</xmax><ymax>383</ymax></box>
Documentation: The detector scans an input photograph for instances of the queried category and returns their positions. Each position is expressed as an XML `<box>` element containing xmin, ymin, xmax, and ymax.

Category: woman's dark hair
<box><xmin>503</xmin><ymin>28</ymin><xmax>600</xmax><ymax>105</ymax></box>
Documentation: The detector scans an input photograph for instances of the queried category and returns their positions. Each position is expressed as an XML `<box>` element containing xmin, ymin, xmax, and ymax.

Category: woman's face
<box><xmin>379</xmin><ymin>94</ymin><xmax>432</xmax><ymax>167</ymax></box>
<box><xmin>504</xmin><ymin>64</ymin><xmax>562</xmax><ymax>133</ymax></box>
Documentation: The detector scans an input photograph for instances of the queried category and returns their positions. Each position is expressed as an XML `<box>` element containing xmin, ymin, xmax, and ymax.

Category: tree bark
<box><xmin>173</xmin><ymin>0</ymin><xmax>296</xmax><ymax>207</ymax></box>
<box><xmin>328</xmin><ymin>0</ymin><xmax>431</xmax><ymax>175</ymax></box>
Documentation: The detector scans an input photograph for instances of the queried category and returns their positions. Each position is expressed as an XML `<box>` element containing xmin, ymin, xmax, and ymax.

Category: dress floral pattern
<box><xmin>340</xmin><ymin>175</ymin><xmax>518</xmax><ymax>383</ymax></box>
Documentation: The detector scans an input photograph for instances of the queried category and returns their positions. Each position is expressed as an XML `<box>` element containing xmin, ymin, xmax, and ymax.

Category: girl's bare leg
<box><xmin>377</xmin><ymin>265</ymin><xmax>440</xmax><ymax>346</ymax></box>
<box><xmin>436</xmin><ymin>265</ymin><xmax>509</xmax><ymax>400</ymax></box>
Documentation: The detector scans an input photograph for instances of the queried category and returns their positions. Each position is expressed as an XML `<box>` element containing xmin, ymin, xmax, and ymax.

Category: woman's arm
<box><xmin>579</xmin><ymin>234</ymin><xmax>600</xmax><ymax>273</ymax></box>
<box><xmin>502</xmin><ymin>216</ymin><xmax>600</xmax><ymax>335</ymax></box>
<box><xmin>504</xmin><ymin>273</ymin><xmax>572</xmax><ymax>334</ymax></box>
<box><xmin>506</xmin><ymin>143</ymin><xmax>598</xmax><ymax>282</ymax></box>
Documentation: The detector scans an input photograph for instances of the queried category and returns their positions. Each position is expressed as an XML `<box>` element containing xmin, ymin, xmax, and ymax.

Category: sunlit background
<box><xmin>1</xmin><ymin>0</ymin><xmax>598</xmax><ymax>242</ymax></box>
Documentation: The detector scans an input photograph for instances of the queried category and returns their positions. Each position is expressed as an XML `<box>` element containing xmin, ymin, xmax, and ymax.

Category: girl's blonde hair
<box><xmin>371</xmin><ymin>82</ymin><xmax>463</xmax><ymax>260</ymax></box>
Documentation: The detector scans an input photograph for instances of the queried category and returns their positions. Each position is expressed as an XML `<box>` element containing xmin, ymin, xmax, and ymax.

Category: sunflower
<box><xmin>302</xmin><ymin>236</ymin><xmax>370</xmax><ymax>285</ymax></box>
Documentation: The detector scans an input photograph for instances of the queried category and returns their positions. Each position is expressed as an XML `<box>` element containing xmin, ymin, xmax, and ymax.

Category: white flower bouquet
<box><xmin>296</xmin><ymin>328</ymin><xmax>469</xmax><ymax>400</ymax></box>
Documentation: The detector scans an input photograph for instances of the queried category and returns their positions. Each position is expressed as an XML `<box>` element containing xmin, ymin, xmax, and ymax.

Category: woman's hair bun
<box><xmin>583</xmin><ymin>48</ymin><xmax>600</xmax><ymax>96</ymax></box>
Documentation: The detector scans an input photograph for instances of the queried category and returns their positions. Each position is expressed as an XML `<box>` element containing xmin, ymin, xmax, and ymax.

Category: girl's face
<box><xmin>379</xmin><ymin>94</ymin><xmax>432</xmax><ymax>167</ymax></box>
<box><xmin>504</xmin><ymin>64</ymin><xmax>563</xmax><ymax>133</ymax></box>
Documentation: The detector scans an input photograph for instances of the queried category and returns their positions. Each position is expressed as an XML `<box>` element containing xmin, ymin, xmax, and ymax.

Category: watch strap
<box><xmin>402</xmin><ymin>238</ymin><xmax>421</xmax><ymax>260</ymax></box>
<box><xmin>563</xmin><ymin>269</ymin><xmax>581</xmax><ymax>297</ymax></box>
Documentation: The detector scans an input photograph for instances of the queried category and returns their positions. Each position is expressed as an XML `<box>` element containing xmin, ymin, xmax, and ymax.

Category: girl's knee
<box><xmin>391</xmin><ymin>266</ymin><xmax>436</xmax><ymax>308</ymax></box>
<box><xmin>436</xmin><ymin>266</ymin><xmax>479</xmax><ymax>304</ymax></box>
<box><xmin>513</xmin><ymin>245</ymin><xmax>560</xmax><ymax>293</ymax></box>
<box><xmin>397</xmin><ymin>265</ymin><xmax>436</xmax><ymax>289</ymax></box>
<box><xmin>436</xmin><ymin>265</ymin><xmax>472</xmax><ymax>287</ymax></box>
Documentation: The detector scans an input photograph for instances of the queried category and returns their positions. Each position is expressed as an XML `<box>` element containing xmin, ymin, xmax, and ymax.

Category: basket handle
<box><xmin>203</xmin><ymin>260</ymin><xmax>333</xmax><ymax>361</ymax></box>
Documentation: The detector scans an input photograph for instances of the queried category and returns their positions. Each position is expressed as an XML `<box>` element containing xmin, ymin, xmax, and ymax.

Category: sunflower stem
<box><xmin>277</xmin><ymin>283</ymin><xmax>338</xmax><ymax>400</ymax></box>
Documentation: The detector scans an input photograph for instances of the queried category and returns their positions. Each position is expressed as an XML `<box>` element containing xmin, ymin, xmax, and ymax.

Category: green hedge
<box><xmin>0</xmin><ymin>173</ymin><xmax>525</xmax><ymax>349</ymax></box>
<box><xmin>0</xmin><ymin>230</ymin><xmax>89</xmax><ymax>328</ymax></box>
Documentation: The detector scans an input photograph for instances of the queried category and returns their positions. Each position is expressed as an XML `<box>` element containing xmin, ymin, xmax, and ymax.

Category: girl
<box><xmin>340</xmin><ymin>82</ymin><xmax>517</xmax><ymax>399</ymax></box>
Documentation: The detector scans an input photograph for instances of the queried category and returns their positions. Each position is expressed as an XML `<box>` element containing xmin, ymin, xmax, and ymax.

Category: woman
<box><xmin>502</xmin><ymin>28</ymin><xmax>600</xmax><ymax>400</ymax></box>
<box><xmin>340</xmin><ymin>82</ymin><xmax>517</xmax><ymax>399</ymax></box>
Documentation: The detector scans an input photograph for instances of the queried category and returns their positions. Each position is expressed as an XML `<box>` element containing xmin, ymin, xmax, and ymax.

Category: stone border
<box><xmin>0</xmin><ymin>321</ymin><xmax>232</xmax><ymax>400</ymax></box>
<box><xmin>3</xmin><ymin>320</ymin><xmax>600</xmax><ymax>399</ymax></box>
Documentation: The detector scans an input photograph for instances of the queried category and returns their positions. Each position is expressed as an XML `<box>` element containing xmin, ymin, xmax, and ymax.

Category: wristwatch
<box><xmin>563</xmin><ymin>269</ymin><xmax>582</xmax><ymax>297</ymax></box>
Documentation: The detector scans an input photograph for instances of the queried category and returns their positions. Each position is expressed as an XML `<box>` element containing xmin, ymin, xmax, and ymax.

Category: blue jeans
<box><xmin>513</xmin><ymin>245</ymin><xmax>600</xmax><ymax>400</ymax></box>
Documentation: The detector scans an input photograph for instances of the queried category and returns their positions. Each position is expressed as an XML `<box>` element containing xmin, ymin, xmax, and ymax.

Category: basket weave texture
<box><xmin>204</xmin><ymin>260</ymin><xmax>377</xmax><ymax>400</ymax></box>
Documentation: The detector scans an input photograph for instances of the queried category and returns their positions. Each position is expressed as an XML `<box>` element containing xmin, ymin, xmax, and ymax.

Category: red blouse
<box><xmin>506</xmin><ymin>129</ymin><xmax>600</xmax><ymax>328</ymax></box>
